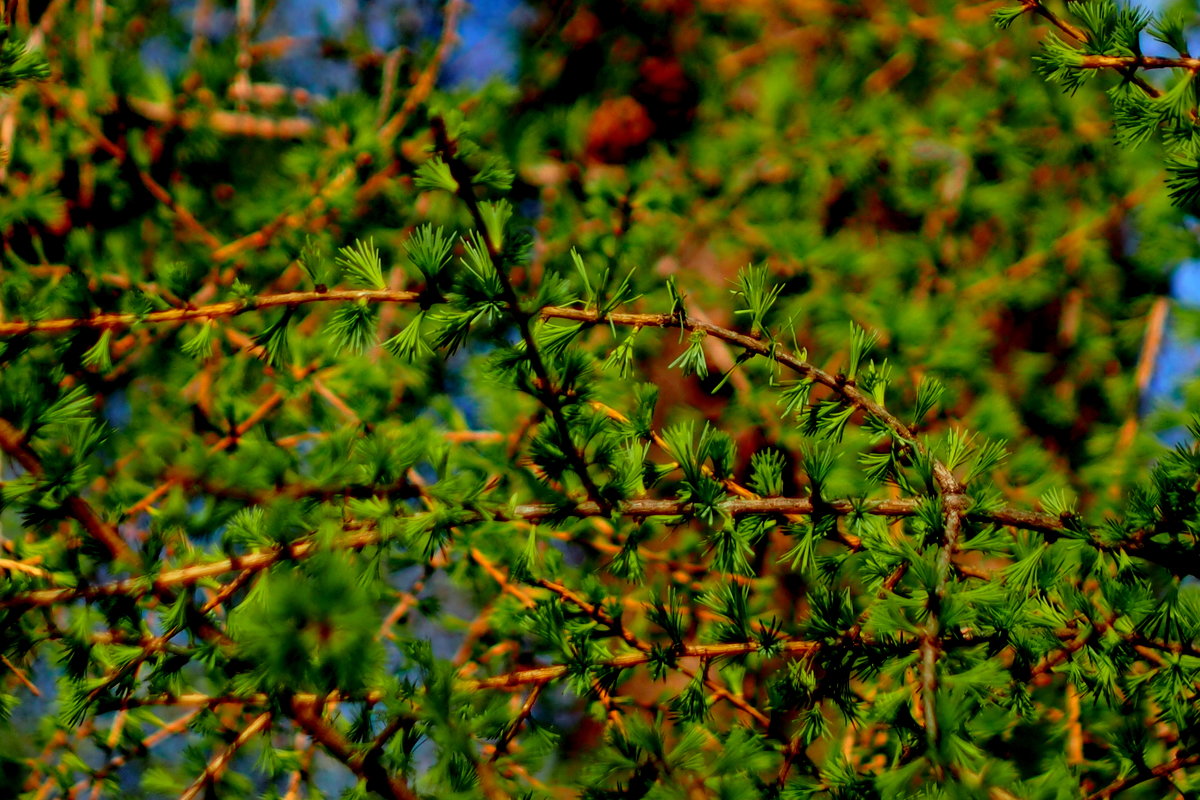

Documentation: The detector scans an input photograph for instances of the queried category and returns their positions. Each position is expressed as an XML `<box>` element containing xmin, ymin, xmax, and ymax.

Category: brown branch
<box><xmin>1065</xmin><ymin>682</ymin><xmax>1083</xmax><ymax>766</ymax></box>
<box><xmin>123</xmin><ymin>388</ymin><xmax>289</xmax><ymax>518</ymax></box>
<box><xmin>473</xmin><ymin>548</ymin><xmax>538</xmax><ymax>607</ymax></box>
<box><xmin>37</xmin><ymin>85</ymin><xmax>224</xmax><ymax>249</ymax></box>
<box><xmin>1116</xmin><ymin>295</ymin><xmax>1170</xmax><ymax>455</ymax></box>
<box><xmin>178</xmin><ymin>712</ymin><xmax>271</xmax><ymax>800</ymax></box>
<box><xmin>127</xmin><ymin>96</ymin><xmax>315</xmax><ymax>139</ymax></box>
<box><xmin>287</xmin><ymin>697</ymin><xmax>418</xmax><ymax>800</ymax></box>
<box><xmin>283</xmin><ymin>732</ymin><xmax>314</xmax><ymax>800</ymax></box>
<box><xmin>919</xmin><ymin>492</ymin><xmax>967</xmax><ymax>753</ymax></box>
<box><xmin>1078</xmin><ymin>54</ymin><xmax>1200</xmax><ymax>71</ymax></box>
<box><xmin>469</xmin><ymin>640</ymin><xmax>823</xmax><ymax>691</ymax></box>
<box><xmin>489</xmin><ymin>684</ymin><xmax>543</xmax><ymax>762</ymax></box>
<box><xmin>4</xmin><ymin>527</ymin><xmax>381</xmax><ymax>609</ymax></box>
<box><xmin>0</xmin><ymin>416</ymin><xmax>136</xmax><ymax>563</ymax></box>
<box><xmin>95</xmin><ymin>637</ymin><xmax>824</xmax><ymax>709</ymax></box>
<box><xmin>70</xmin><ymin>710</ymin><xmax>202</xmax><ymax>799</ymax></box>
<box><xmin>538</xmin><ymin>305</ymin><xmax>959</xmax><ymax>488</ymax></box>
<box><xmin>437</xmin><ymin>122</ymin><xmax>609</xmax><ymax>510</ymax></box>
<box><xmin>80</xmin><ymin>568</ymin><xmax>260</xmax><ymax>709</ymax></box>
<box><xmin>0</xmin><ymin>289</ymin><xmax>420</xmax><ymax>337</ymax></box>
<box><xmin>204</xmin><ymin>0</ymin><xmax>464</xmax><ymax>265</ymax></box>
<box><xmin>0</xmin><ymin>284</ymin><xmax>1134</xmax><ymax>559</ymax></box>
<box><xmin>68</xmin><ymin>629</ymin><xmax>1063</xmax><ymax>719</ymax></box>
<box><xmin>1084</xmin><ymin>749</ymin><xmax>1200</xmax><ymax>800</ymax></box>
<box><xmin>1027</xmin><ymin>1</ymin><xmax>1087</xmax><ymax>45</ymax></box>
<box><xmin>1027</xmin><ymin>1</ymin><xmax>1164</xmax><ymax>101</ymax></box>
<box><xmin>377</xmin><ymin>0</ymin><xmax>464</xmax><ymax>144</ymax></box>
<box><xmin>137</xmin><ymin>470</ymin><xmax>419</xmax><ymax>510</ymax></box>
<box><xmin>0</xmin><ymin>494</ymin><xmax>1103</xmax><ymax>611</ymax></box>
<box><xmin>123</xmin><ymin>359</ymin><xmax>325</xmax><ymax>519</ymax></box>
<box><xmin>534</xmin><ymin>573</ymin><xmax>771</xmax><ymax>724</ymax></box>
<box><xmin>1029</xmin><ymin>614</ymin><xmax>1115</xmax><ymax>681</ymax></box>
<box><xmin>1</xmin><ymin>654</ymin><xmax>40</xmax><ymax>696</ymax></box>
<box><xmin>685</xmin><ymin>662</ymin><xmax>771</xmax><ymax>727</ymax></box>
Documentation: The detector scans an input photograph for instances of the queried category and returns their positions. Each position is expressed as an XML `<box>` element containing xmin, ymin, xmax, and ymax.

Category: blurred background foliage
<box><xmin>2</xmin><ymin>0</ymin><xmax>1200</xmax><ymax>797</ymax></box>
<box><xmin>508</xmin><ymin>0</ymin><xmax>1198</xmax><ymax>507</ymax></box>
<box><xmin>6</xmin><ymin>0</ymin><xmax>1191</xmax><ymax>514</ymax></box>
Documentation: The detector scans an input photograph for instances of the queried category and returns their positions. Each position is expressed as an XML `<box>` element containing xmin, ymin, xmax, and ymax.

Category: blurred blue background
<box><xmin>1136</xmin><ymin>0</ymin><xmax>1200</xmax><ymax>435</ymax></box>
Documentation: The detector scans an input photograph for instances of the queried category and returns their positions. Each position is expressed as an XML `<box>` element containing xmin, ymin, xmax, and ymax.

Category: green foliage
<box><xmin>403</xmin><ymin>224</ymin><xmax>455</xmax><ymax>284</ymax></box>
<box><xmin>732</xmin><ymin>263</ymin><xmax>784</xmax><ymax>335</ymax></box>
<box><xmin>1009</xmin><ymin>0</ymin><xmax>1200</xmax><ymax>210</ymax></box>
<box><xmin>413</xmin><ymin>157</ymin><xmax>460</xmax><ymax>194</ymax></box>
<box><xmin>336</xmin><ymin>238</ymin><xmax>387</xmax><ymax>291</ymax></box>
<box><xmin>326</xmin><ymin>301</ymin><xmax>378</xmax><ymax>354</ymax></box>
<box><xmin>1</xmin><ymin>2</ymin><xmax>1199</xmax><ymax>799</ymax></box>
<box><xmin>0</xmin><ymin>23</ymin><xmax>48</xmax><ymax>92</ymax></box>
<box><xmin>229</xmin><ymin>555</ymin><xmax>385</xmax><ymax>693</ymax></box>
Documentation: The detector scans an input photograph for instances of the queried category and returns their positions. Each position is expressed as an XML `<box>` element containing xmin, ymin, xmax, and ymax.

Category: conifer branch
<box><xmin>178</xmin><ymin>712</ymin><xmax>271</xmax><ymax>800</ymax></box>
<box><xmin>203</xmin><ymin>0</ymin><xmax>463</xmax><ymax>266</ymax></box>
<box><xmin>1026</xmin><ymin>1</ymin><xmax>1087</xmax><ymax>45</ymax></box>
<box><xmin>0</xmin><ymin>289</ymin><xmax>419</xmax><ymax>336</ymax></box>
<box><xmin>11</xmin><ymin>0</ymin><xmax>1199</xmax><ymax>793</ymax></box>
<box><xmin>71</xmin><ymin>710</ymin><xmax>202</xmax><ymax>797</ymax></box>
<box><xmin>1084</xmin><ymin>748</ymin><xmax>1200</xmax><ymax>800</ymax></box>
<box><xmin>1021</xmin><ymin>0</ymin><xmax>1164</xmax><ymax>101</ymax></box>
<box><xmin>38</xmin><ymin>84</ymin><xmax>226</xmax><ymax>250</ymax></box>
<box><xmin>541</xmin><ymin>306</ymin><xmax>965</xmax><ymax>494</ymax></box>
<box><xmin>378</xmin><ymin>0</ymin><xmax>465</xmax><ymax>144</ymax></box>
<box><xmin>1</xmin><ymin>527</ymin><xmax>381</xmax><ymax>608</ymax></box>
<box><xmin>488</xmin><ymin>684</ymin><xmax>543</xmax><ymax>762</ymax></box>
<box><xmin>287</xmin><ymin>697</ymin><xmax>418</xmax><ymax>800</ymax></box>
<box><xmin>127</xmin><ymin>95</ymin><xmax>316</xmax><ymax>139</ymax></box>
<box><xmin>468</xmin><ymin>640</ymin><xmax>825</xmax><ymax>690</ymax></box>
<box><xmin>1078</xmin><ymin>54</ymin><xmax>1200</xmax><ymax>71</ymax></box>
<box><xmin>0</xmin><ymin>415</ymin><xmax>135</xmax><ymax>563</ymax></box>
<box><xmin>534</xmin><ymin>574</ymin><xmax>771</xmax><ymax>724</ymax></box>
<box><xmin>433</xmin><ymin>120</ymin><xmax>610</xmax><ymax>510</ymax></box>
<box><xmin>7</xmin><ymin>491</ymin><xmax>1178</xmax><ymax>612</ymax></box>
<box><xmin>122</xmin><ymin>384</ymin><xmax>294</xmax><ymax>519</ymax></box>
<box><xmin>1</xmin><ymin>654</ymin><xmax>39</xmax><ymax>695</ymax></box>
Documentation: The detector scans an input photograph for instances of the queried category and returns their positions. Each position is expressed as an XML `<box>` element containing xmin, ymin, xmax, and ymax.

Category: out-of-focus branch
<box><xmin>127</xmin><ymin>96</ymin><xmax>315</xmax><ymax>139</ymax></box>
<box><xmin>287</xmin><ymin>697</ymin><xmax>418</xmax><ymax>800</ymax></box>
<box><xmin>178</xmin><ymin>712</ymin><xmax>271</xmax><ymax>800</ymax></box>
<box><xmin>0</xmin><ymin>416</ymin><xmax>135</xmax><ymax>563</ymax></box>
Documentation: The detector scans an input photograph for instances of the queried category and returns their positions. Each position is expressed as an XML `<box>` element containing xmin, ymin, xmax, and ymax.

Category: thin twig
<box><xmin>437</xmin><ymin>120</ymin><xmax>610</xmax><ymax>509</ymax></box>
<box><xmin>287</xmin><ymin>697</ymin><xmax>418</xmax><ymax>800</ymax></box>
<box><xmin>0</xmin><ymin>416</ymin><xmax>135</xmax><ymax>562</ymax></box>
<box><xmin>1084</xmin><ymin>749</ymin><xmax>1200</xmax><ymax>799</ymax></box>
<box><xmin>177</xmin><ymin>712</ymin><xmax>271</xmax><ymax>800</ymax></box>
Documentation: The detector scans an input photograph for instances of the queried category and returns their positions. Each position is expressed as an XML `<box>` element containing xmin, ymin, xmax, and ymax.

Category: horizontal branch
<box><xmin>0</xmin><ymin>286</ymin><xmax>929</xmax><ymax>465</ymax></box>
<box><xmin>0</xmin><ymin>493</ymin><xmax>1101</xmax><ymax>610</ymax></box>
<box><xmin>0</xmin><ymin>286</ymin><xmax>994</xmax><ymax>498</ymax></box>
<box><xmin>518</xmin><ymin>495</ymin><xmax>1068</xmax><ymax>535</ymax></box>
<box><xmin>540</xmin><ymin>305</ymin><xmax>922</xmax><ymax>448</ymax></box>
<box><xmin>101</xmin><ymin>638</ymin><xmax>826</xmax><ymax>711</ymax></box>
<box><xmin>103</xmin><ymin>628</ymin><xmax>1040</xmax><ymax>711</ymax></box>
<box><xmin>0</xmin><ymin>289</ymin><xmax>419</xmax><ymax>336</ymax></box>
<box><xmin>467</xmin><ymin>639</ymin><xmax>822</xmax><ymax>690</ymax></box>
<box><xmin>4</xmin><ymin>528</ymin><xmax>381</xmax><ymax>608</ymax></box>
<box><xmin>1077</xmin><ymin>54</ymin><xmax>1200</xmax><ymax>71</ymax></box>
